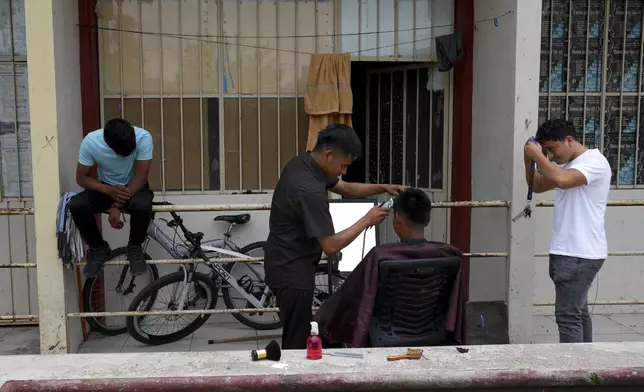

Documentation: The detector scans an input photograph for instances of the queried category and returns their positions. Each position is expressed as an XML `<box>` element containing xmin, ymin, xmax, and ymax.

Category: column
<box><xmin>25</xmin><ymin>0</ymin><xmax>83</xmax><ymax>354</ymax></box>
<box><xmin>471</xmin><ymin>0</ymin><xmax>542</xmax><ymax>343</ymax></box>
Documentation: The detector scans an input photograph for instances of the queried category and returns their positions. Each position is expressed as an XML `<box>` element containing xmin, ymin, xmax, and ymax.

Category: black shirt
<box><xmin>264</xmin><ymin>153</ymin><xmax>339</xmax><ymax>290</ymax></box>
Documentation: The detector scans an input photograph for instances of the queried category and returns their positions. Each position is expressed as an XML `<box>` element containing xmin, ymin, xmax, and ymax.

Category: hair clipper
<box><xmin>379</xmin><ymin>198</ymin><xmax>394</xmax><ymax>210</ymax></box>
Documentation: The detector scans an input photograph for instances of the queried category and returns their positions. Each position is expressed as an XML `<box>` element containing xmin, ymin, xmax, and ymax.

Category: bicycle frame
<box><xmin>143</xmin><ymin>212</ymin><xmax>270</xmax><ymax>311</ymax></box>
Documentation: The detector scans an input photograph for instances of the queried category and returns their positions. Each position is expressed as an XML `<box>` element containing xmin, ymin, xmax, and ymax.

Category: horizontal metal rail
<box><xmin>0</xmin><ymin>208</ymin><xmax>34</xmax><ymax>216</ymax></box>
<box><xmin>3</xmin><ymin>199</ymin><xmax>644</xmax><ymax>216</ymax></box>
<box><xmin>5</xmin><ymin>250</ymin><xmax>643</xmax><ymax>269</ymax></box>
<box><xmin>150</xmin><ymin>200</ymin><xmax>512</xmax><ymax>212</ymax></box>
<box><xmin>536</xmin><ymin>200</ymin><xmax>644</xmax><ymax>207</ymax></box>
<box><xmin>0</xmin><ymin>314</ymin><xmax>38</xmax><ymax>321</ymax></box>
<box><xmin>535</xmin><ymin>251</ymin><xmax>644</xmax><ymax>257</ymax></box>
<box><xmin>68</xmin><ymin>307</ymin><xmax>284</xmax><ymax>318</ymax></box>
<box><xmin>0</xmin><ymin>263</ymin><xmax>37</xmax><ymax>268</ymax></box>
<box><xmin>71</xmin><ymin>298</ymin><xmax>644</xmax><ymax>318</ymax></box>
<box><xmin>79</xmin><ymin>252</ymin><xmax>512</xmax><ymax>266</ymax></box>
<box><xmin>534</xmin><ymin>300</ymin><xmax>644</xmax><ymax>306</ymax></box>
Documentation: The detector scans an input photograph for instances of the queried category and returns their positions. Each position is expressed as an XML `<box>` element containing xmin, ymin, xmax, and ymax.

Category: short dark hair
<box><xmin>104</xmin><ymin>118</ymin><xmax>136</xmax><ymax>157</ymax></box>
<box><xmin>312</xmin><ymin>124</ymin><xmax>362</xmax><ymax>160</ymax></box>
<box><xmin>392</xmin><ymin>188</ymin><xmax>432</xmax><ymax>227</ymax></box>
<box><xmin>535</xmin><ymin>119</ymin><xmax>576</xmax><ymax>144</ymax></box>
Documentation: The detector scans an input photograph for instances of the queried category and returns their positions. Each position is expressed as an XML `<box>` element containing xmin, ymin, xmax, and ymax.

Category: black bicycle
<box><xmin>125</xmin><ymin>204</ymin><xmax>347</xmax><ymax>345</ymax></box>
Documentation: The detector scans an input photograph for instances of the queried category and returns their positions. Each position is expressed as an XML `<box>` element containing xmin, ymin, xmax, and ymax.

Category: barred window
<box><xmin>0</xmin><ymin>0</ymin><xmax>30</xmax><ymax>199</ymax></box>
<box><xmin>99</xmin><ymin>0</ymin><xmax>450</xmax><ymax>194</ymax></box>
<box><xmin>539</xmin><ymin>0</ymin><xmax>644</xmax><ymax>187</ymax></box>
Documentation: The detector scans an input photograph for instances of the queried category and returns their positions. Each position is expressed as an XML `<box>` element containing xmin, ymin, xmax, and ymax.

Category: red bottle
<box><xmin>306</xmin><ymin>321</ymin><xmax>322</xmax><ymax>360</ymax></box>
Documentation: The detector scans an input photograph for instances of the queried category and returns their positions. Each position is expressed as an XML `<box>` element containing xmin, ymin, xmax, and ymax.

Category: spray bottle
<box><xmin>306</xmin><ymin>321</ymin><xmax>322</xmax><ymax>360</ymax></box>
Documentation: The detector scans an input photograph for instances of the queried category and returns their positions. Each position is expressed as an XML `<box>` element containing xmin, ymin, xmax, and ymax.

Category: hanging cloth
<box><xmin>304</xmin><ymin>53</ymin><xmax>353</xmax><ymax>151</ymax></box>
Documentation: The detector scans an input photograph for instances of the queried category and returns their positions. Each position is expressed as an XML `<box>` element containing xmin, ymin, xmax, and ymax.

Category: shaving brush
<box><xmin>251</xmin><ymin>340</ymin><xmax>281</xmax><ymax>361</ymax></box>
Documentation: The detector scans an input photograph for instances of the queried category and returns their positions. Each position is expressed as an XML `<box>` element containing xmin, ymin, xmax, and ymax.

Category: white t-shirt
<box><xmin>550</xmin><ymin>149</ymin><xmax>611</xmax><ymax>259</ymax></box>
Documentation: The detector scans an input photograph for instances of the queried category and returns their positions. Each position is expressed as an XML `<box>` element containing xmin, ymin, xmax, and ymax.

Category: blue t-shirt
<box><xmin>78</xmin><ymin>127</ymin><xmax>153</xmax><ymax>186</ymax></box>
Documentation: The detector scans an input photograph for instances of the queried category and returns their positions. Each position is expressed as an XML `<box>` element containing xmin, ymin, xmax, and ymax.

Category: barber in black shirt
<box><xmin>264</xmin><ymin>124</ymin><xmax>406</xmax><ymax>349</ymax></box>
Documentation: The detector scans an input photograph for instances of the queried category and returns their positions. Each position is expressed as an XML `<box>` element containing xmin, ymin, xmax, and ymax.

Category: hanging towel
<box><xmin>304</xmin><ymin>53</ymin><xmax>353</xmax><ymax>151</ymax></box>
<box><xmin>56</xmin><ymin>192</ymin><xmax>86</xmax><ymax>266</ymax></box>
<box><xmin>435</xmin><ymin>32</ymin><xmax>464</xmax><ymax>72</ymax></box>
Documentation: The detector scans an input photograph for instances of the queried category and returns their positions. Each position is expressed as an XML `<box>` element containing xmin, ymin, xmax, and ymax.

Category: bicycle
<box><xmin>124</xmin><ymin>203</ymin><xmax>348</xmax><ymax>346</ymax></box>
<box><xmin>82</xmin><ymin>201</ymin><xmax>266</xmax><ymax>336</ymax></box>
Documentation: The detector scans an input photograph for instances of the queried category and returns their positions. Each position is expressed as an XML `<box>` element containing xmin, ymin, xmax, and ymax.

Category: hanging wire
<box><xmin>78</xmin><ymin>9</ymin><xmax>514</xmax><ymax>57</ymax></box>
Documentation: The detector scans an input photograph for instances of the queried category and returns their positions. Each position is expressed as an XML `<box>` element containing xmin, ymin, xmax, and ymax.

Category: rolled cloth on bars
<box><xmin>304</xmin><ymin>53</ymin><xmax>353</xmax><ymax>151</ymax></box>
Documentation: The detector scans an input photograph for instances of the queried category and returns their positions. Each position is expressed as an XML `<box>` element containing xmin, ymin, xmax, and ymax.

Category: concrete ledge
<box><xmin>1</xmin><ymin>343</ymin><xmax>644</xmax><ymax>391</ymax></box>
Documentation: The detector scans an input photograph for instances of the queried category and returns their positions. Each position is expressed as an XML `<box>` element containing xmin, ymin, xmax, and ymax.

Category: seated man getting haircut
<box><xmin>314</xmin><ymin>188</ymin><xmax>463</xmax><ymax>348</ymax></box>
<box><xmin>68</xmin><ymin>118</ymin><xmax>154</xmax><ymax>278</ymax></box>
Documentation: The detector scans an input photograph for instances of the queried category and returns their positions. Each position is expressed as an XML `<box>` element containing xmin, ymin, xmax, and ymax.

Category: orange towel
<box><xmin>304</xmin><ymin>53</ymin><xmax>353</xmax><ymax>151</ymax></box>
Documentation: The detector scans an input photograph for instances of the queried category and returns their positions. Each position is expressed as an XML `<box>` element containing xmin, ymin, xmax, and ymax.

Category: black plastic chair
<box><xmin>368</xmin><ymin>256</ymin><xmax>461</xmax><ymax>348</ymax></box>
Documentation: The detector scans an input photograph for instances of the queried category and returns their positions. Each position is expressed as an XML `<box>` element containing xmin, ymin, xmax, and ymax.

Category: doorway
<box><xmin>347</xmin><ymin>61</ymin><xmax>451</xmax><ymax>243</ymax></box>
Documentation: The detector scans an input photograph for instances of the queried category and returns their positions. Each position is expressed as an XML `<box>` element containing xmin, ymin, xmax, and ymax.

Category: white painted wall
<box><xmin>470</xmin><ymin>0</ymin><xmax>519</xmax><ymax>303</ymax></box>
<box><xmin>533</xmin><ymin>189</ymin><xmax>644</xmax><ymax>316</ymax></box>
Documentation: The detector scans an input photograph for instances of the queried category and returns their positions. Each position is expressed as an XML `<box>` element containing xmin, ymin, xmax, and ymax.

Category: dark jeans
<box><xmin>274</xmin><ymin>288</ymin><xmax>314</xmax><ymax>350</ymax></box>
<box><xmin>549</xmin><ymin>254</ymin><xmax>604</xmax><ymax>343</ymax></box>
<box><xmin>68</xmin><ymin>184</ymin><xmax>154</xmax><ymax>249</ymax></box>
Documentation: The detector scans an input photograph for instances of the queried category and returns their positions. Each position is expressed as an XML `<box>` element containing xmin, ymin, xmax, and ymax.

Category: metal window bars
<box><xmin>539</xmin><ymin>0</ymin><xmax>644</xmax><ymax>188</ymax></box>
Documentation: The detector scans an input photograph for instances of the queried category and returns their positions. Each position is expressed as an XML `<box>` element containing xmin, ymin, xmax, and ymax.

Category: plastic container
<box><xmin>306</xmin><ymin>321</ymin><xmax>322</xmax><ymax>360</ymax></box>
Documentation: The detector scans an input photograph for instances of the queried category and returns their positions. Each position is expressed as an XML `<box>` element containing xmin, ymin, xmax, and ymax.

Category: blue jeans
<box><xmin>549</xmin><ymin>254</ymin><xmax>604</xmax><ymax>343</ymax></box>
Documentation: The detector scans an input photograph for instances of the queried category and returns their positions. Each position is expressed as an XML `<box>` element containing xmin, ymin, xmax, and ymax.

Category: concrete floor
<box><xmin>1</xmin><ymin>313</ymin><xmax>643</xmax><ymax>355</ymax></box>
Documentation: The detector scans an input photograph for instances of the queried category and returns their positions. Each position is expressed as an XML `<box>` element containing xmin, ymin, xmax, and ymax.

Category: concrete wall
<box><xmin>470</xmin><ymin>0</ymin><xmax>520</xmax><ymax>303</ymax></box>
<box><xmin>470</xmin><ymin>0</ymin><xmax>644</xmax><ymax>323</ymax></box>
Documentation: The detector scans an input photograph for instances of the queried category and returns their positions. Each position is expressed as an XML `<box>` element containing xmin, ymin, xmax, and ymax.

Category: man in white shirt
<box><xmin>524</xmin><ymin>119</ymin><xmax>611</xmax><ymax>343</ymax></box>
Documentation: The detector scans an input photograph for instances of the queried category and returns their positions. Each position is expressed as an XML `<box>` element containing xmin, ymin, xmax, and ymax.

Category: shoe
<box><xmin>84</xmin><ymin>244</ymin><xmax>111</xmax><ymax>278</ymax></box>
<box><xmin>127</xmin><ymin>244</ymin><xmax>147</xmax><ymax>276</ymax></box>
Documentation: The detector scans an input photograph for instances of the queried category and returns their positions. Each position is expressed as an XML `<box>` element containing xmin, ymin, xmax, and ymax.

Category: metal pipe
<box><xmin>598</xmin><ymin>0</ymin><xmax>610</xmax><ymax>154</ymax></box>
<box><xmin>74</xmin><ymin>252</ymin><xmax>510</xmax><ymax>267</ymax></box>
<box><xmin>8</xmin><ymin>0</ymin><xmax>20</xmax><ymax>201</ymax></box>
<box><xmin>535</xmin><ymin>251</ymin><xmax>644</xmax><ymax>257</ymax></box>
<box><xmin>158</xmin><ymin>0</ymin><xmax>167</xmax><ymax>192</ymax></box>
<box><xmin>237</xmin><ymin>0</ymin><xmax>243</xmax><ymax>191</ymax></box>
<box><xmin>178</xmin><ymin>0</ymin><xmax>186</xmax><ymax>193</ymax></box>
<box><xmin>616</xmin><ymin>0</ymin><xmax>628</xmax><ymax>187</ymax></box>
<box><xmin>0</xmin><ymin>208</ymin><xmax>34</xmax><ymax>215</ymax></box>
<box><xmin>198</xmin><ymin>0</ymin><xmax>204</xmax><ymax>192</ymax></box>
<box><xmin>150</xmin><ymin>200</ymin><xmax>511</xmax><ymax>212</ymax></box>
<box><xmin>0</xmin><ymin>263</ymin><xmax>36</xmax><ymax>269</ymax></box>
<box><xmin>77</xmin><ymin>298</ymin><xmax>644</xmax><ymax>317</ymax></box>
<box><xmin>0</xmin><ymin>314</ymin><xmax>38</xmax><ymax>321</ymax></box>
<box><xmin>536</xmin><ymin>200</ymin><xmax>644</xmax><ymax>207</ymax></box>
<box><xmin>11</xmin><ymin>199</ymin><xmax>644</xmax><ymax>216</ymax></box>
<box><xmin>257</xmin><ymin>0</ymin><xmax>262</xmax><ymax>191</ymax></box>
<box><xmin>534</xmin><ymin>300</ymin><xmax>644</xmax><ymax>307</ymax></box>
<box><xmin>68</xmin><ymin>307</ymin><xmax>284</xmax><ymax>318</ymax></box>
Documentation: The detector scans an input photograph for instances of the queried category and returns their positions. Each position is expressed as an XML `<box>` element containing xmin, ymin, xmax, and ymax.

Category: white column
<box><xmin>25</xmin><ymin>0</ymin><xmax>83</xmax><ymax>354</ymax></box>
<box><xmin>471</xmin><ymin>0</ymin><xmax>541</xmax><ymax>343</ymax></box>
<box><xmin>507</xmin><ymin>0</ymin><xmax>543</xmax><ymax>344</ymax></box>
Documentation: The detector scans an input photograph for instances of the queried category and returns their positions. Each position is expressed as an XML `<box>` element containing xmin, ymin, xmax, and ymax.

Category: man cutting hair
<box><xmin>265</xmin><ymin>123</ymin><xmax>406</xmax><ymax>350</ymax></box>
<box><xmin>524</xmin><ymin>119</ymin><xmax>611</xmax><ymax>343</ymax></box>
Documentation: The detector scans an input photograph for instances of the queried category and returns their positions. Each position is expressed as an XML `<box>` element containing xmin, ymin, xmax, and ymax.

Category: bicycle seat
<box><xmin>213</xmin><ymin>214</ymin><xmax>251</xmax><ymax>225</ymax></box>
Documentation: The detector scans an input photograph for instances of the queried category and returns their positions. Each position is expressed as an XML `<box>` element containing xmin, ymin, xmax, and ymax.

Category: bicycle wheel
<box><xmin>82</xmin><ymin>247</ymin><xmax>158</xmax><ymax>336</ymax></box>
<box><xmin>312</xmin><ymin>266</ymin><xmax>348</xmax><ymax>307</ymax></box>
<box><xmin>126</xmin><ymin>271</ymin><xmax>217</xmax><ymax>345</ymax></box>
<box><xmin>221</xmin><ymin>241</ymin><xmax>282</xmax><ymax>330</ymax></box>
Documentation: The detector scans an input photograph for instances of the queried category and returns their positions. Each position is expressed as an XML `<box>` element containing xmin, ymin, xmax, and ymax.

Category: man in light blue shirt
<box><xmin>68</xmin><ymin>118</ymin><xmax>154</xmax><ymax>277</ymax></box>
